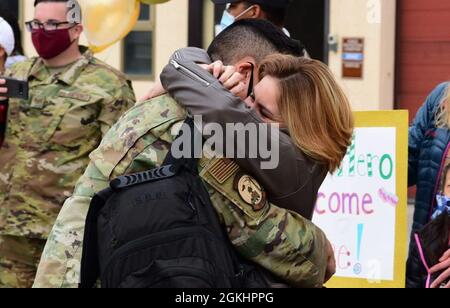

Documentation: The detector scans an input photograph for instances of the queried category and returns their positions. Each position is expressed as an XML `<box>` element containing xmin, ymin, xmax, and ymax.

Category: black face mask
<box><xmin>247</xmin><ymin>62</ymin><xmax>255</xmax><ymax>98</ymax></box>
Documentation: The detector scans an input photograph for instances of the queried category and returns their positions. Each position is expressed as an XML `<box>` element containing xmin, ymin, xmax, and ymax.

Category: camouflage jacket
<box><xmin>0</xmin><ymin>47</ymin><xmax>135</xmax><ymax>239</ymax></box>
<box><xmin>34</xmin><ymin>95</ymin><xmax>328</xmax><ymax>288</ymax></box>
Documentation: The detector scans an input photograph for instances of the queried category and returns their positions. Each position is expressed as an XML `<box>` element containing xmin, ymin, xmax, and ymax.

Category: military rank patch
<box><xmin>208</xmin><ymin>159</ymin><xmax>239</xmax><ymax>184</ymax></box>
<box><xmin>58</xmin><ymin>90</ymin><xmax>91</xmax><ymax>102</ymax></box>
<box><xmin>233</xmin><ymin>172</ymin><xmax>267</xmax><ymax>211</ymax></box>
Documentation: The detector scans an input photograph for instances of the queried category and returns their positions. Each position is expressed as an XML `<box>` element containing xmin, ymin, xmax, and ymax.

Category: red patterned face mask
<box><xmin>31</xmin><ymin>28</ymin><xmax>75</xmax><ymax>60</ymax></box>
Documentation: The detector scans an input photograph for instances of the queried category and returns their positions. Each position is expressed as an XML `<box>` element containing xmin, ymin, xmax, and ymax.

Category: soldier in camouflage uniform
<box><xmin>0</xmin><ymin>0</ymin><xmax>135</xmax><ymax>288</ymax></box>
<box><xmin>35</xmin><ymin>19</ymin><xmax>333</xmax><ymax>289</ymax></box>
<box><xmin>34</xmin><ymin>95</ymin><xmax>329</xmax><ymax>288</ymax></box>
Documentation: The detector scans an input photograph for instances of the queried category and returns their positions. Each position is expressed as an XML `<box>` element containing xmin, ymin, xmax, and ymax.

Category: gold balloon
<box><xmin>78</xmin><ymin>0</ymin><xmax>140</xmax><ymax>53</ymax></box>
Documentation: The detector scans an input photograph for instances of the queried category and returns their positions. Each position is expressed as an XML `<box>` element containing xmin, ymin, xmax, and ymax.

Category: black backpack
<box><xmin>79</xmin><ymin>119</ymin><xmax>268</xmax><ymax>288</ymax></box>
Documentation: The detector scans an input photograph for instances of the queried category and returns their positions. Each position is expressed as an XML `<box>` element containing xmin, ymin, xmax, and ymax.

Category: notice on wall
<box><xmin>313</xmin><ymin>111</ymin><xmax>409</xmax><ymax>288</ymax></box>
<box><xmin>342</xmin><ymin>38</ymin><xmax>365</xmax><ymax>78</ymax></box>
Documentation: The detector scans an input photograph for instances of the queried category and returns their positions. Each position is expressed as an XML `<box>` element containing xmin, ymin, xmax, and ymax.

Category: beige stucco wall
<box><xmin>202</xmin><ymin>0</ymin><xmax>215</xmax><ymax>49</ymax></box>
<box><xmin>22</xmin><ymin>0</ymin><xmax>189</xmax><ymax>99</ymax></box>
<box><xmin>328</xmin><ymin>0</ymin><xmax>396</xmax><ymax>111</ymax></box>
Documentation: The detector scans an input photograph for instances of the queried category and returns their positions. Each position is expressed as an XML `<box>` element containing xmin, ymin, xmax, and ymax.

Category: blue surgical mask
<box><xmin>218</xmin><ymin>10</ymin><xmax>235</xmax><ymax>34</ymax></box>
<box><xmin>217</xmin><ymin>5</ymin><xmax>255</xmax><ymax>35</ymax></box>
<box><xmin>433</xmin><ymin>194</ymin><xmax>450</xmax><ymax>220</ymax></box>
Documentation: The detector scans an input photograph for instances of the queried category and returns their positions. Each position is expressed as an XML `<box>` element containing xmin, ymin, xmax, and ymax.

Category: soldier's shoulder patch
<box><xmin>233</xmin><ymin>172</ymin><xmax>267</xmax><ymax>212</ymax></box>
<box><xmin>199</xmin><ymin>159</ymin><xmax>269</xmax><ymax>222</ymax></box>
<box><xmin>208</xmin><ymin>159</ymin><xmax>239</xmax><ymax>184</ymax></box>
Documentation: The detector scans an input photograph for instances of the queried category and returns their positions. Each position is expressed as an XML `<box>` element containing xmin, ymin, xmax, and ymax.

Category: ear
<box><xmin>0</xmin><ymin>47</ymin><xmax>5</xmax><ymax>59</ymax></box>
<box><xmin>251</xmin><ymin>5</ymin><xmax>263</xmax><ymax>18</ymax></box>
<box><xmin>71</xmin><ymin>24</ymin><xmax>84</xmax><ymax>40</ymax></box>
<box><xmin>235</xmin><ymin>57</ymin><xmax>258</xmax><ymax>83</ymax></box>
<box><xmin>236</xmin><ymin>62</ymin><xmax>253</xmax><ymax>81</ymax></box>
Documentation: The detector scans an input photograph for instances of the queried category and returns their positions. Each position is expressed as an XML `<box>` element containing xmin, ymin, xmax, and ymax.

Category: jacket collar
<box><xmin>28</xmin><ymin>46</ymin><xmax>93</xmax><ymax>85</ymax></box>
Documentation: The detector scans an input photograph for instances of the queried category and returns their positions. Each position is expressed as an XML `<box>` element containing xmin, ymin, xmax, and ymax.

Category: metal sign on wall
<box><xmin>342</xmin><ymin>38</ymin><xmax>365</xmax><ymax>78</ymax></box>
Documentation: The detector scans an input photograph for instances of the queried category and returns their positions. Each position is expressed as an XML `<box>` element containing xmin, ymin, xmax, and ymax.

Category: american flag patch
<box><xmin>208</xmin><ymin>159</ymin><xmax>240</xmax><ymax>184</ymax></box>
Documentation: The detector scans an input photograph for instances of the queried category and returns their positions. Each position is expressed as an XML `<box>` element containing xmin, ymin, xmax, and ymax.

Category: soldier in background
<box><xmin>214</xmin><ymin>0</ymin><xmax>292</xmax><ymax>36</ymax></box>
<box><xmin>0</xmin><ymin>0</ymin><xmax>135</xmax><ymax>288</ymax></box>
<box><xmin>213</xmin><ymin>0</ymin><xmax>309</xmax><ymax>57</ymax></box>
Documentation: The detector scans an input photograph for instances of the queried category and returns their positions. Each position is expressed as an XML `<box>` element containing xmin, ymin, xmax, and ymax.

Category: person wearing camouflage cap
<box><xmin>0</xmin><ymin>0</ymin><xmax>135</xmax><ymax>288</ymax></box>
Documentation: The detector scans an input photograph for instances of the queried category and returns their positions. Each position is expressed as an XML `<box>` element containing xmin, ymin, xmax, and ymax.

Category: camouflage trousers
<box><xmin>0</xmin><ymin>235</ymin><xmax>46</xmax><ymax>288</ymax></box>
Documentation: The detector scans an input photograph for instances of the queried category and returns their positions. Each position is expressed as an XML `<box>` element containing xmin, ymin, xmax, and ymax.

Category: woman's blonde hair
<box><xmin>435</xmin><ymin>85</ymin><xmax>450</xmax><ymax>129</ymax></box>
<box><xmin>259</xmin><ymin>54</ymin><xmax>354</xmax><ymax>173</ymax></box>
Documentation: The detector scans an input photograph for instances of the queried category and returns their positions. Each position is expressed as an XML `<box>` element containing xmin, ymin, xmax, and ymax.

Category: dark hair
<box><xmin>0</xmin><ymin>9</ymin><xmax>24</xmax><ymax>55</ymax></box>
<box><xmin>421</xmin><ymin>212</ymin><xmax>450</xmax><ymax>266</ymax></box>
<box><xmin>245</xmin><ymin>1</ymin><xmax>288</xmax><ymax>27</ymax></box>
<box><xmin>207</xmin><ymin>19</ymin><xmax>304</xmax><ymax>65</ymax></box>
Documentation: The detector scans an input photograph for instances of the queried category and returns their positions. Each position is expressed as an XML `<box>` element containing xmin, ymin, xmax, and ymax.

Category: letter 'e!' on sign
<box><xmin>313</xmin><ymin>111</ymin><xmax>409</xmax><ymax>288</ymax></box>
<box><xmin>342</xmin><ymin>38</ymin><xmax>364</xmax><ymax>78</ymax></box>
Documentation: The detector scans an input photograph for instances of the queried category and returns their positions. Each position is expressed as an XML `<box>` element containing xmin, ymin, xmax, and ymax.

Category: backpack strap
<box><xmin>79</xmin><ymin>187</ymin><xmax>114</xmax><ymax>288</ymax></box>
<box><xmin>109</xmin><ymin>165</ymin><xmax>179</xmax><ymax>190</ymax></box>
<box><xmin>163</xmin><ymin>117</ymin><xmax>199</xmax><ymax>173</ymax></box>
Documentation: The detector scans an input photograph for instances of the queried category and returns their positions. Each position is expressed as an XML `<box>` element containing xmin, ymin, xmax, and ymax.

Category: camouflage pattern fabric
<box><xmin>0</xmin><ymin>47</ymin><xmax>135</xmax><ymax>240</ymax></box>
<box><xmin>0</xmin><ymin>235</ymin><xmax>46</xmax><ymax>288</ymax></box>
<box><xmin>34</xmin><ymin>95</ymin><xmax>328</xmax><ymax>288</ymax></box>
<box><xmin>0</xmin><ymin>47</ymin><xmax>135</xmax><ymax>288</ymax></box>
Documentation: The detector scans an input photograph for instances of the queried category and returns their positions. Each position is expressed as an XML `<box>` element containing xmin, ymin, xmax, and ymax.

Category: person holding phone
<box><xmin>0</xmin><ymin>0</ymin><xmax>135</xmax><ymax>288</ymax></box>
